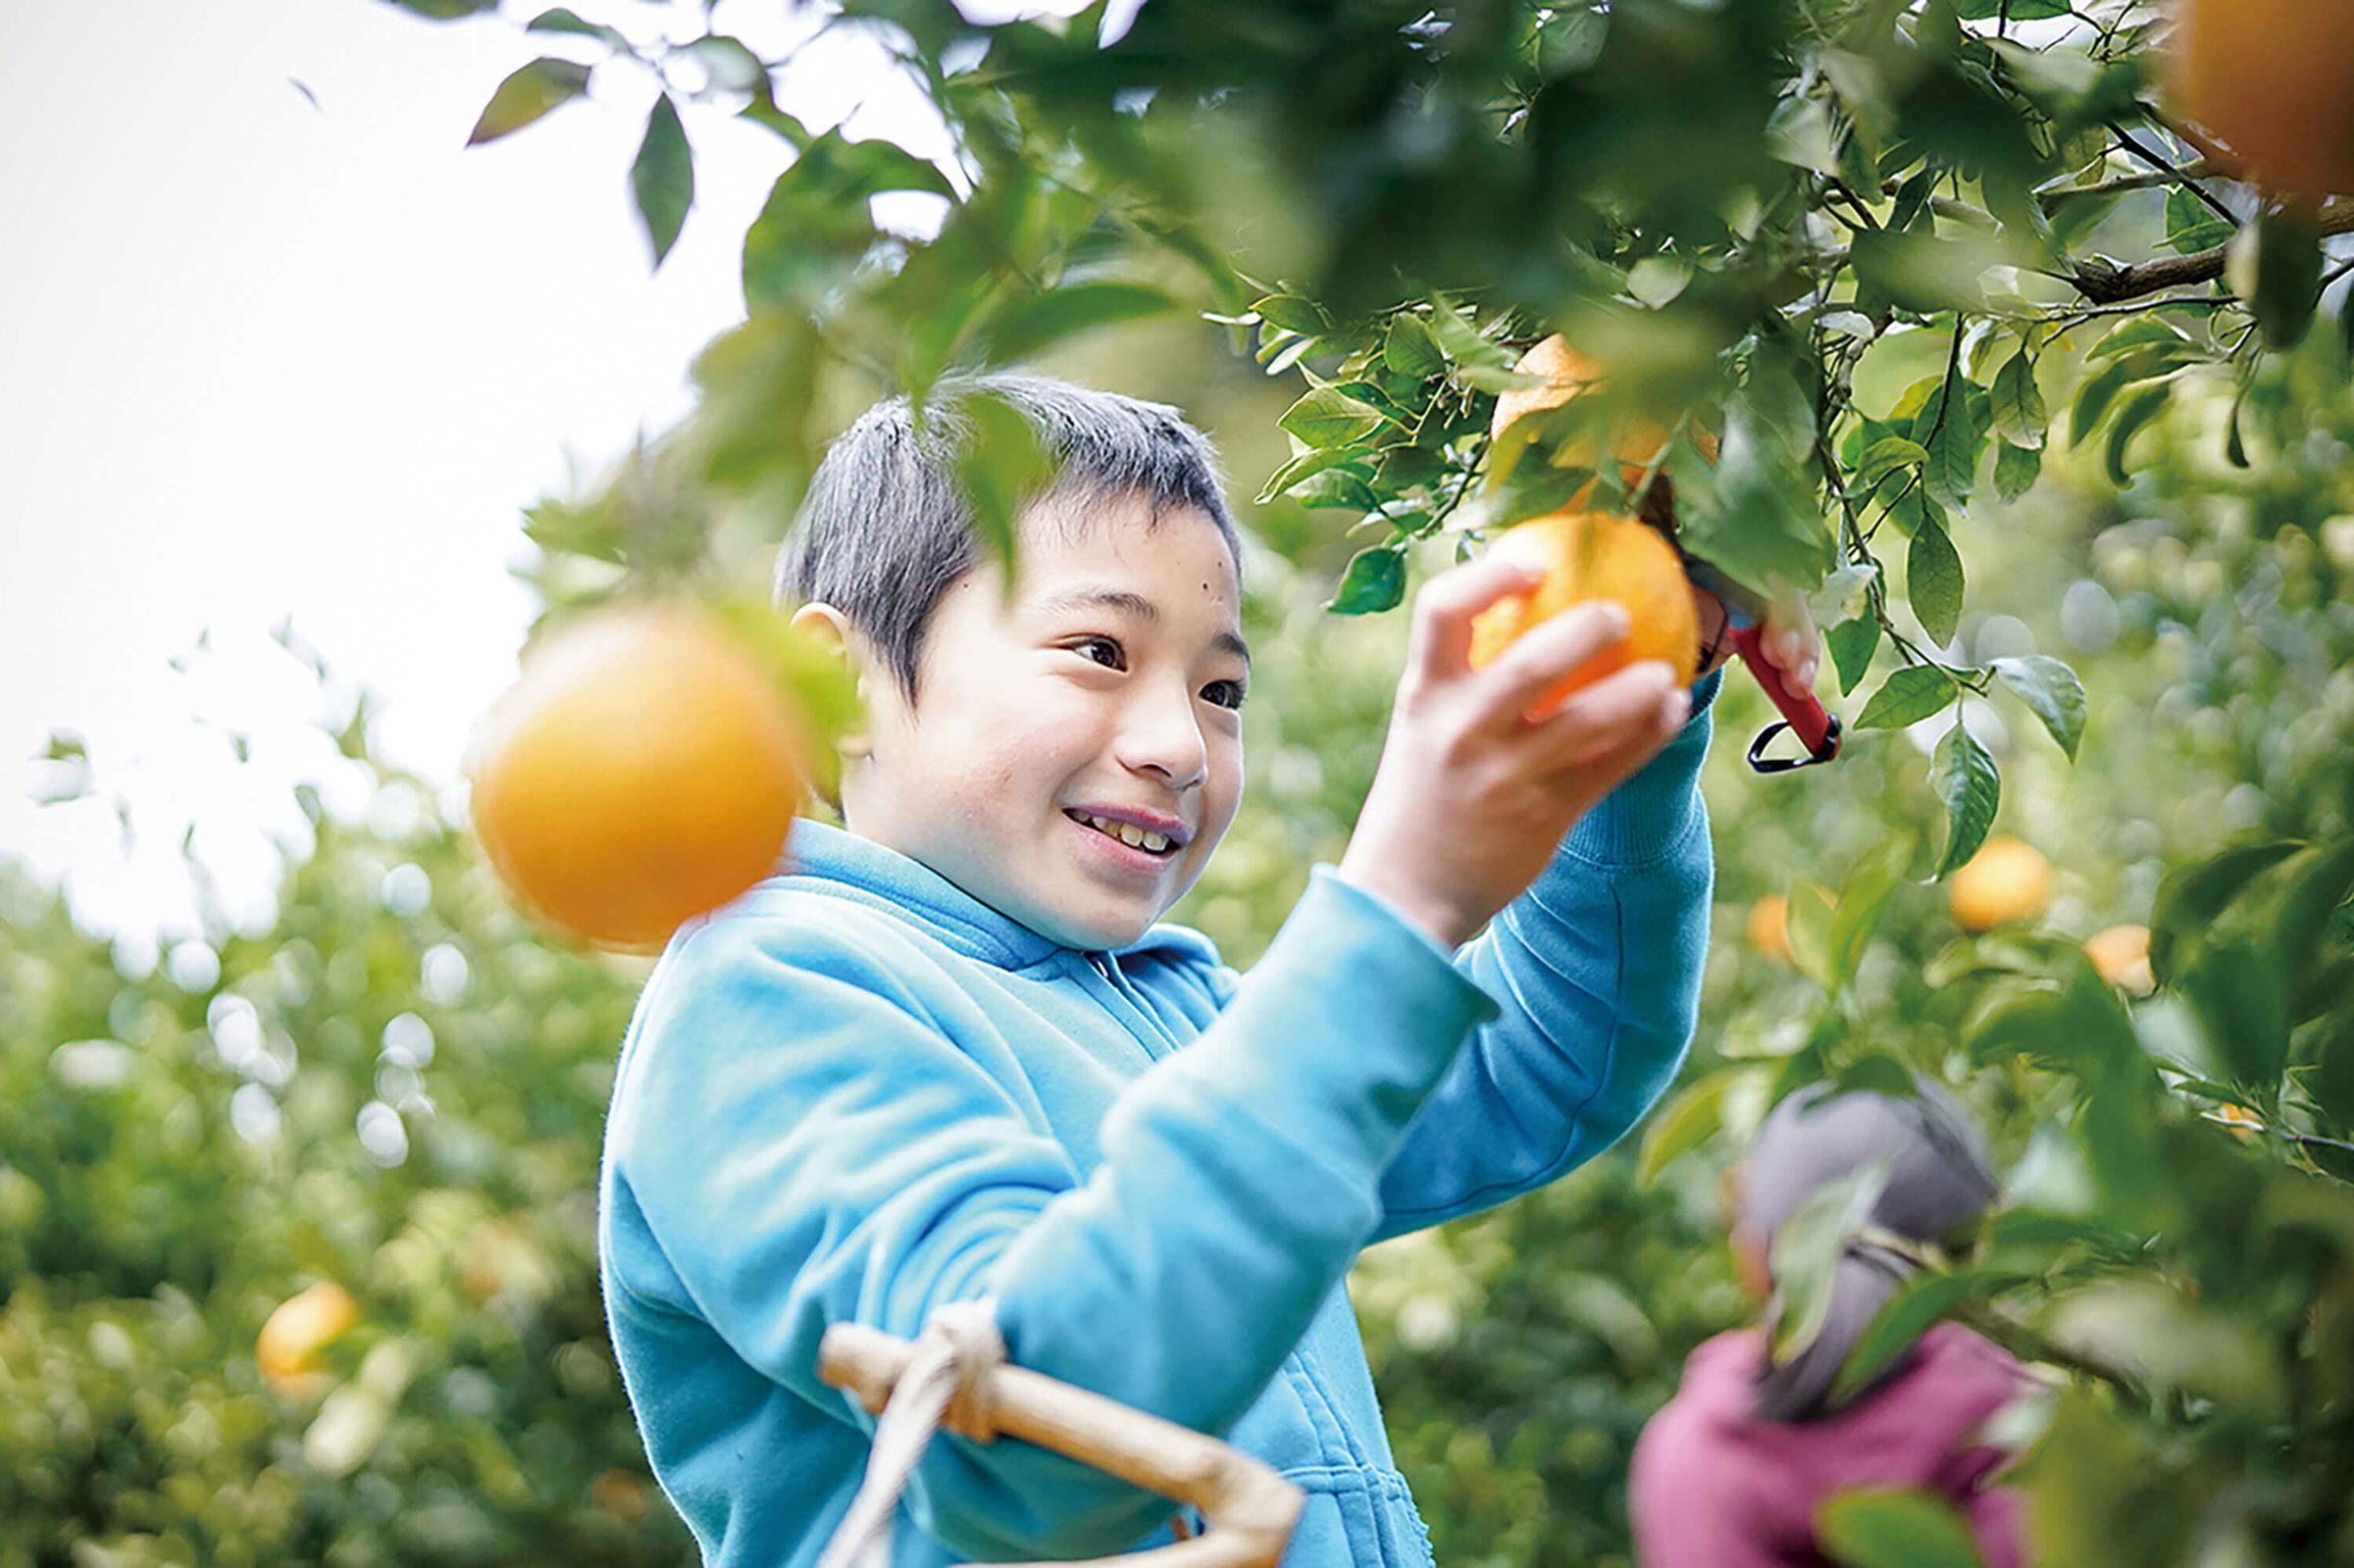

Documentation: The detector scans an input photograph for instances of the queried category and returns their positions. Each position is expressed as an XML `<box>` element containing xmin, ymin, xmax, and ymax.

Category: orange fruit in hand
<box><xmin>467</xmin><ymin>602</ymin><xmax>806</xmax><ymax>948</ymax></box>
<box><xmin>1490</xmin><ymin>334</ymin><xmax>1721</xmax><ymax>493</ymax></box>
<box><xmin>1946</xmin><ymin>835</ymin><xmax>2053</xmax><ymax>933</ymax></box>
<box><xmin>258</xmin><ymin>1281</ymin><xmax>360</xmax><ymax>1389</ymax></box>
<box><xmin>2169</xmin><ymin>0</ymin><xmax>2354</xmax><ymax>205</ymax></box>
<box><xmin>1467</xmin><ymin>511</ymin><xmax>1701</xmax><ymax>714</ymax></box>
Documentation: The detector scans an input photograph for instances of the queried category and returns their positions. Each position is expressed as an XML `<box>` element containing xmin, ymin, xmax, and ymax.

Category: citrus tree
<box><xmin>12</xmin><ymin>0</ymin><xmax>2354</xmax><ymax>1563</ymax></box>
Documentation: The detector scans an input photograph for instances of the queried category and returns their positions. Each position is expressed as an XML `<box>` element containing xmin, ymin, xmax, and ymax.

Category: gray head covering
<box><xmin>1740</xmin><ymin>1079</ymin><xmax>2000</xmax><ymax>1422</ymax></box>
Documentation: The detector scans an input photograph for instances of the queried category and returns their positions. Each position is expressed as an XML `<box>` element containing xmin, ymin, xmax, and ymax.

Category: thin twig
<box><xmin>2107</xmin><ymin>122</ymin><xmax>2238</xmax><ymax>227</ymax></box>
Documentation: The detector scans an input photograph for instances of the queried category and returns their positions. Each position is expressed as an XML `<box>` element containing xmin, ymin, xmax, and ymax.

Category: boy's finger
<box><xmin>1407</xmin><ymin>550</ymin><xmax>1546</xmax><ymax>680</ymax></box>
<box><xmin>1516</xmin><ymin>660</ymin><xmax>1682</xmax><ymax>768</ymax></box>
<box><xmin>1475</xmin><ymin>601</ymin><xmax>1634</xmax><ymax>726</ymax></box>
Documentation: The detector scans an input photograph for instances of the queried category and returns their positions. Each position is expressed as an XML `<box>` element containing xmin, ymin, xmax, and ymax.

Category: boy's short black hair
<box><xmin>775</xmin><ymin>374</ymin><xmax>1242</xmax><ymax>703</ymax></box>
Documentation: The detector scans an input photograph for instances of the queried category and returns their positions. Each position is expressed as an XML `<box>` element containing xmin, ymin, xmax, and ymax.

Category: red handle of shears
<box><xmin>1727</xmin><ymin>623</ymin><xmax>1842</xmax><ymax>773</ymax></box>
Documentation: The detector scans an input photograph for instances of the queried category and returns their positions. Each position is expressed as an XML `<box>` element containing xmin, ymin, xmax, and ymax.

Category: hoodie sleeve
<box><xmin>607</xmin><ymin>865</ymin><xmax>1499</xmax><ymax>1562</ymax></box>
<box><xmin>1366</xmin><ymin>670</ymin><xmax>1720</xmax><ymax>1242</ymax></box>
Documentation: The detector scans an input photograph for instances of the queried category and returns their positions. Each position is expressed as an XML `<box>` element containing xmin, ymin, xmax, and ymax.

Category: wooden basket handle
<box><xmin>818</xmin><ymin>1322</ymin><xmax>1304</xmax><ymax>1568</ymax></box>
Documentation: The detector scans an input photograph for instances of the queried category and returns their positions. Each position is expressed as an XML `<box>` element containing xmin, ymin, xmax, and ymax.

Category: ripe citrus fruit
<box><xmin>1946</xmin><ymin>835</ymin><xmax>2053</xmax><ymax>932</ymax></box>
<box><xmin>467</xmin><ymin>602</ymin><xmax>806</xmax><ymax>949</ymax></box>
<box><xmin>1490</xmin><ymin>334</ymin><xmax>1720</xmax><ymax>493</ymax></box>
<box><xmin>2083</xmin><ymin>923</ymin><xmax>2155</xmax><ymax>994</ymax></box>
<box><xmin>1467</xmin><ymin>510</ymin><xmax>1701</xmax><ymax>714</ymax></box>
<box><xmin>1748</xmin><ymin>894</ymin><xmax>1793</xmax><ymax>964</ymax></box>
<box><xmin>257</xmin><ymin>1281</ymin><xmax>360</xmax><ymax>1389</ymax></box>
<box><xmin>2169</xmin><ymin>0</ymin><xmax>2354</xmax><ymax>205</ymax></box>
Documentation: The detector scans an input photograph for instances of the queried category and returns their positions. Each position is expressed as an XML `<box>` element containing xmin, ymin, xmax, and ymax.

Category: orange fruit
<box><xmin>1490</xmin><ymin>334</ymin><xmax>1720</xmax><ymax>495</ymax></box>
<box><xmin>467</xmin><ymin>602</ymin><xmax>805</xmax><ymax>948</ymax></box>
<box><xmin>2169</xmin><ymin>0</ymin><xmax>2354</xmax><ymax>205</ymax></box>
<box><xmin>1748</xmin><ymin>894</ymin><xmax>1793</xmax><ymax>964</ymax></box>
<box><xmin>2083</xmin><ymin>923</ymin><xmax>2155</xmax><ymax>994</ymax></box>
<box><xmin>1946</xmin><ymin>835</ymin><xmax>2053</xmax><ymax>933</ymax></box>
<box><xmin>1467</xmin><ymin>510</ymin><xmax>1701</xmax><ymax>714</ymax></box>
<box><xmin>257</xmin><ymin>1282</ymin><xmax>360</xmax><ymax>1389</ymax></box>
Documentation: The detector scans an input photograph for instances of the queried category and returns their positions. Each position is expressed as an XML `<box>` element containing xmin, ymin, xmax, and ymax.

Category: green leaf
<box><xmin>1382</xmin><ymin>313</ymin><xmax>1445</xmax><ymax>378</ymax></box>
<box><xmin>1279</xmin><ymin>385</ymin><xmax>1389</xmax><ymax>449</ymax></box>
<box><xmin>1989</xmin><ymin>351</ymin><xmax>2046</xmax><ymax>450</ymax></box>
<box><xmin>1854</xmin><ymin>436</ymin><xmax>1929</xmax><ymax>491</ymax></box>
<box><xmin>525</xmin><ymin>7</ymin><xmax>626</xmax><ymax>46</ymax></box>
<box><xmin>630</xmin><ymin>94</ymin><xmax>693</xmax><ymax>269</ymax></box>
<box><xmin>1424</xmin><ymin>299</ymin><xmax>1514</xmax><ymax>372</ymax></box>
<box><xmin>1832</xmin><ymin>1274</ymin><xmax>1983</xmax><ymax>1405</ymax></box>
<box><xmin>1826</xmin><ymin>843</ymin><xmax>1908</xmax><ymax>993</ymax></box>
<box><xmin>1254</xmin><ymin>448</ymin><xmax>1362</xmax><ymax>506</ymax></box>
<box><xmin>1326</xmin><ymin>545</ymin><xmax>1406</xmax><ymax>615</ymax></box>
<box><xmin>1907</xmin><ymin>519</ymin><xmax>1965</xmax><ymax>645</ymax></box>
<box><xmin>2180</xmin><ymin>936</ymin><xmax>2290</xmax><ymax>1098</ymax></box>
<box><xmin>1826</xmin><ymin>614</ymin><xmax>1881</xmax><ymax>696</ymax></box>
<box><xmin>2103</xmin><ymin>385</ymin><xmax>2170</xmax><ymax>487</ymax></box>
<box><xmin>2250</xmin><ymin>209</ymin><xmax>2324</xmax><ymax>350</ymax></box>
<box><xmin>387</xmin><ymin>0</ymin><xmax>498</xmax><ymax>17</ymax></box>
<box><xmin>1770</xmin><ymin>1163</ymin><xmax>1890</xmax><ymax>1362</ymax></box>
<box><xmin>1854</xmin><ymin>664</ymin><xmax>1958</xmax><ymax>731</ymax></box>
<box><xmin>677</xmin><ymin>35</ymin><xmax>768</xmax><ymax>93</ymax></box>
<box><xmin>985</xmin><ymin>281</ymin><xmax>1176</xmax><ymax>363</ymax></box>
<box><xmin>1817</xmin><ymin>1489</ymin><xmax>1988</xmax><ymax>1568</ymax></box>
<box><xmin>465</xmin><ymin>57</ymin><xmax>591</xmax><ymax>146</ymax></box>
<box><xmin>1931</xmin><ymin>721</ymin><xmax>2001</xmax><ymax>881</ymax></box>
<box><xmin>1252</xmin><ymin>294</ymin><xmax>1329</xmax><ymax>334</ymax></box>
<box><xmin>741</xmin><ymin>132</ymin><xmax>952</xmax><ymax>312</ymax></box>
<box><xmin>2164</xmin><ymin>185</ymin><xmax>2234</xmax><ymax>255</ymax></box>
<box><xmin>1912</xmin><ymin>374</ymin><xmax>1983</xmax><ymax>509</ymax></box>
<box><xmin>2150</xmin><ymin>839</ymin><xmax>2304</xmax><ymax>986</ymax></box>
<box><xmin>946</xmin><ymin>388</ymin><xmax>1052</xmax><ymax>576</ymax></box>
<box><xmin>1992</xmin><ymin>438</ymin><xmax>2042</xmax><ymax>502</ymax></box>
<box><xmin>1990</xmin><ymin>654</ymin><xmax>2086</xmax><ymax>761</ymax></box>
<box><xmin>1636</xmin><ymin>1068</ymin><xmax>1750</xmax><ymax>1187</ymax></box>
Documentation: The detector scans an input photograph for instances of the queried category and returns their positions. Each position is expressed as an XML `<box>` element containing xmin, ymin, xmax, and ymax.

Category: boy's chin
<box><xmin>1027</xmin><ymin>888</ymin><xmax>1161</xmax><ymax>954</ymax></box>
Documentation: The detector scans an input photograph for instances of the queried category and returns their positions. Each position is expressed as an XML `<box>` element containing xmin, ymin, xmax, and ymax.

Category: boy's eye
<box><xmin>1203</xmin><ymin>681</ymin><xmax>1247</xmax><ymax>711</ymax></box>
<box><xmin>1071</xmin><ymin>635</ymin><xmax>1124</xmax><ymax>669</ymax></box>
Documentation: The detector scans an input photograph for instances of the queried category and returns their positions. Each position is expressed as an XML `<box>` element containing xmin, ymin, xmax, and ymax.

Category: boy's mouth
<box><xmin>1063</xmin><ymin>809</ymin><xmax>1179</xmax><ymax>857</ymax></box>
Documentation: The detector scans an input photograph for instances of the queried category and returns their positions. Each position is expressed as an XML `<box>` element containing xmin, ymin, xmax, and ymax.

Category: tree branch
<box><xmin>2070</xmin><ymin>202</ymin><xmax>2354</xmax><ymax>303</ymax></box>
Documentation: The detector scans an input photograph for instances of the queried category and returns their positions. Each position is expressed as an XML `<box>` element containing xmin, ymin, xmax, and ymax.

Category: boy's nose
<box><xmin>1117</xmin><ymin>687</ymin><xmax>1210</xmax><ymax>791</ymax></box>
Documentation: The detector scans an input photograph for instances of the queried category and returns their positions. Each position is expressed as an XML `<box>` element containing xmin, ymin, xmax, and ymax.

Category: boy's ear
<box><xmin>789</xmin><ymin>602</ymin><xmax>873</xmax><ymax>761</ymax></box>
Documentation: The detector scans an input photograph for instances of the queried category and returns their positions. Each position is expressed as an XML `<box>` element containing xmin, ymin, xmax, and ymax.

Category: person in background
<box><xmin>1629</xmin><ymin>1081</ymin><xmax>2042</xmax><ymax>1568</ymax></box>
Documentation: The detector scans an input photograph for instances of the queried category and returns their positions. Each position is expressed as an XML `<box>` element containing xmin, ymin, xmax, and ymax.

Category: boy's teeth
<box><xmin>1079</xmin><ymin>813</ymin><xmax>1170</xmax><ymax>853</ymax></box>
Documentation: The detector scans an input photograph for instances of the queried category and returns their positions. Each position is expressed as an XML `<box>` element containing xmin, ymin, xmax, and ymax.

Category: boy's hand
<box><xmin>1690</xmin><ymin>577</ymin><xmax>1820</xmax><ymax>690</ymax></box>
<box><xmin>1337</xmin><ymin>552</ymin><xmax>1693</xmax><ymax>951</ymax></box>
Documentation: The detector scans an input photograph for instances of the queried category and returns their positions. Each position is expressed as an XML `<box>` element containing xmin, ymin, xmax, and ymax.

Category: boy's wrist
<box><xmin>1331</xmin><ymin>859</ymin><xmax>1470</xmax><ymax>952</ymax></box>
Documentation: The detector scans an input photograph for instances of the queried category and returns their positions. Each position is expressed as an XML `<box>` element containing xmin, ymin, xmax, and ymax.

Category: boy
<box><xmin>597</xmin><ymin>375</ymin><xmax>1808</xmax><ymax>1568</ymax></box>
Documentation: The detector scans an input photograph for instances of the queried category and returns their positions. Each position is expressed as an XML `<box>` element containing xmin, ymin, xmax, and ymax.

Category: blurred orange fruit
<box><xmin>1468</xmin><ymin>511</ymin><xmax>1701</xmax><ymax>715</ymax></box>
<box><xmin>467</xmin><ymin>602</ymin><xmax>806</xmax><ymax>949</ymax></box>
<box><xmin>2084</xmin><ymin>923</ymin><xmax>2156</xmax><ymax>994</ymax></box>
<box><xmin>1748</xmin><ymin>894</ymin><xmax>1793</xmax><ymax>963</ymax></box>
<box><xmin>1490</xmin><ymin>334</ymin><xmax>1720</xmax><ymax>496</ymax></box>
<box><xmin>2169</xmin><ymin>0</ymin><xmax>2354</xmax><ymax>206</ymax></box>
<box><xmin>257</xmin><ymin>1282</ymin><xmax>360</xmax><ymax>1389</ymax></box>
<box><xmin>1947</xmin><ymin>835</ymin><xmax>2053</xmax><ymax>933</ymax></box>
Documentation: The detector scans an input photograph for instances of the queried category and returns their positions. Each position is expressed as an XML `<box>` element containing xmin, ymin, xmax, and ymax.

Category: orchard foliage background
<box><xmin>10</xmin><ymin>0</ymin><xmax>2354</xmax><ymax>1564</ymax></box>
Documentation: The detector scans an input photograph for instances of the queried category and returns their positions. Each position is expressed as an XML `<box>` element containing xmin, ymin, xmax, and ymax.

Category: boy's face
<box><xmin>836</xmin><ymin>492</ymin><xmax>1249</xmax><ymax>952</ymax></box>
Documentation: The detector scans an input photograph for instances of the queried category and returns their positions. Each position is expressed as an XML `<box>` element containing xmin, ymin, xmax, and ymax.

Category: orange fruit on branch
<box><xmin>257</xmin><ymin>1281</ymin><xmax>360</xmax><ymax>1390</ymax></box>
<box><xmin>1467</xmin><ymin>510</ymin><xmax>1701</xmax><ymax>715</ymax></box>
<box><xmin>466</xmin><ymin>602</ymin><xmax>807</xmax><ymax>949</ymax></box>
<box><xmin>2169</xmin><ymin>0</ymin><xmax>2354</xmax><ymax>206</ymax></box>
<box><xmin>1490</xmin><ymin>333</ymin><xmax>1720</xmax><ymax>497</ymax></box>
<box><xmin>1946</xmin><ymin>835</ymin><xmax>2052</xmax><ymax>933</ymax></box>
<box><xmin>2084</xmin><ymin>923</ymin><xmax>2156</xmax><ymax>994</ymax></box>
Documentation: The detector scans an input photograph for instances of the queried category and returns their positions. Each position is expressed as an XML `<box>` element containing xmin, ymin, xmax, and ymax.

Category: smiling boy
<box><xmin>596</xmin><ymin>376</ymin><xmax>1803</xmax><ymax>1568</ymax></box>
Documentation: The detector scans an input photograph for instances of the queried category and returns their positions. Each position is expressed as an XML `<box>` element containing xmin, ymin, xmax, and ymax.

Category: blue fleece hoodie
<box><xmin>597</xmin><ymin>673</ymin><xmax>1720</xmax><ymax>1568</ymax></box>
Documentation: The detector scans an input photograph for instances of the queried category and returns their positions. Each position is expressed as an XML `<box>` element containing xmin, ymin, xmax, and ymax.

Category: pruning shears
<box><xmin>1680</xmin><ymin>553</ymin><xmax>1844</xmax><ymax>775</ymax></box>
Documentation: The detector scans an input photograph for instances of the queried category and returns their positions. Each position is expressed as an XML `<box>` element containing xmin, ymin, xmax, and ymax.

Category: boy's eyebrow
<box><xmin>1032</xmin><ymin>585</ymin><xmax>1251</xmax><ymax>667</ymax></box>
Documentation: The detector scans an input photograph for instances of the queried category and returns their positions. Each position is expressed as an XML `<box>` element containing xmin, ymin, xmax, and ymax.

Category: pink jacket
<box><xmin>1629</xmin><ymin>1324</ymin><xmax>2035</xmax><ymax>1568</ymax></box>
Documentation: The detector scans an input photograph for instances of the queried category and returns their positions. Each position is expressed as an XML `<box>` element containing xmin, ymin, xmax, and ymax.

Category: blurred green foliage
<box><xmin>12</xmin><ymin>0</ymin><xmax>2354</xmax><ymax>1565</ymax></box>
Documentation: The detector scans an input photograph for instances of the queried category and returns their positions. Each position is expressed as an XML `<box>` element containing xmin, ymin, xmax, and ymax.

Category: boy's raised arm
<box><xmin>1368</xmin><ymin>672</ymin><xmax>1719</xmax><ymax>1241</ymax></box>
<box><xmin>611</xmin><ymin>869</ymin><xmax>1498</xmax><ymax>1560</ymax></box>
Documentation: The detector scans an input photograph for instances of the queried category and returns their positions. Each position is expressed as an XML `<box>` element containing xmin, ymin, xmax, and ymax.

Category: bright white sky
<box><xmin>0</xmin><ymin>0</ymin><xmax>1046</xmax><ymax>949</ymax></box>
